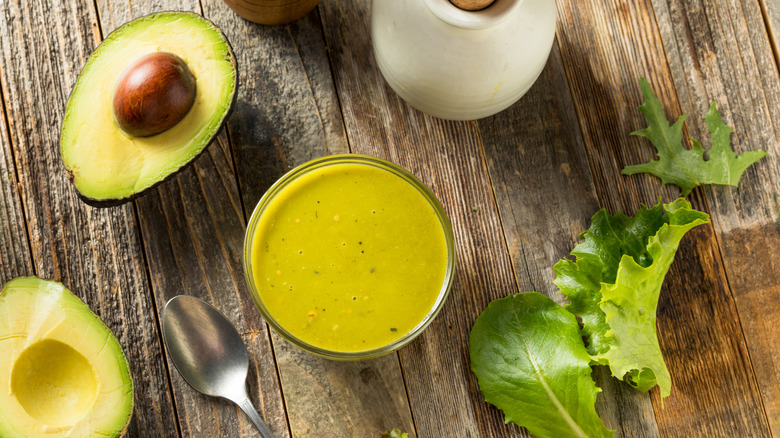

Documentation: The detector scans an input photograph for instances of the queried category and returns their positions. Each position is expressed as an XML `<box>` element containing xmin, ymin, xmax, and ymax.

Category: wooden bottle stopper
<box><xmin>450</xmin><ymin>0</ymin><xmax>496</xmax><ymax>11</ymax></box>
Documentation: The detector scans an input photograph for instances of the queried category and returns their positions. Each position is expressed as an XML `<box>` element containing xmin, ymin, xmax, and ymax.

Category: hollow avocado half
<box><xmin>60</xmin><ymin>12</ymin><xmax>237</xmax><ymax>206</ymax></box>
<box><xmin>0</xmin><ymin>277</ymin><xmax>134</xmax><ymax>437</ymax></box>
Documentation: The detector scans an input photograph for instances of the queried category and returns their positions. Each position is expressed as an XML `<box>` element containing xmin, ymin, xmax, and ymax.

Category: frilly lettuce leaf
<box><xmin>558</xmin><ymin>198</ymin><xmax>708</xmax><ymax>396</ymax></box>
<box><xmin>470</xmin><ymin>292</ymin><xmax>613</xmax><ymax>438</ymax></box>
<box><xmin>554</xmin><ymin>205</ymin><xmax>664</xmax><ymax>355</ymax></box>
<box><xmin>622</xmin><ymin>78</ymin><xmax>767</xmax><ymax>196</ymax></box>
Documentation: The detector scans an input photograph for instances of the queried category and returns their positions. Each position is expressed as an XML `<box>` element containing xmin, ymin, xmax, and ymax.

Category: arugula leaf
<box><xmin>470</xmin><ymin>292</ymin><xmax>613</xmax><ymax>438</ymax></box>
<box><xmin>559</xmin><ymin>198</ymin><xmax>709</xmax><ymax>396</ymax></box>
<box><xmin>622</xmin><ymin>78</ymin><xmax>767</xmax><ymax>195</ymax></box>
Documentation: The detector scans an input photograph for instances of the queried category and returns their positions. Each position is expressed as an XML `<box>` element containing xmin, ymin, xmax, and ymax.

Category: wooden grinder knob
<box><xmin>450</xmin><ymin>0</ymin><xmax>496</xmax><ymax>11</ymax></box>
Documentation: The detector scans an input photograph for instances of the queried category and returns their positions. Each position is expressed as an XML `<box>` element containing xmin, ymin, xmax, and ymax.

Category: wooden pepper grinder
<box><xmin>222</xmin><ymin>0</ymin><xmax>320</xmax><ymax>25</ymax></box>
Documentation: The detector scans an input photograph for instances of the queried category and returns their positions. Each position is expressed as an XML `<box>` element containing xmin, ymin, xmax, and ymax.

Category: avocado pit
<box><xmin>113</xmin><ymin>52</ymin><xmax>197</xmax><ymax>137</ymax></box>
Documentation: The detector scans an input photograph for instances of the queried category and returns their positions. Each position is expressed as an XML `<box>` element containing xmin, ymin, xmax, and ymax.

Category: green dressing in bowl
<box><xmin>245</xmin><ymin>155</ymin><xmax>454</xmax><ymax>359</ymax></box>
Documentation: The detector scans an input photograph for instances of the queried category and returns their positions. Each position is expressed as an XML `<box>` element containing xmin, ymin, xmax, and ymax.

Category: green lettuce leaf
<box><xmin>470</xmin><ymin>292</ymin><xmax>613</xmax><ymax>438</ymax></box>
<box><xmin>559</xmin><ymin>198</ymin><xmax>708</xmax><ymax>397</ymax></box>
<box><xmin>554</xmin><ymin>205</ymin><xmax>664</xmax><ymax>355</ymax></box>
<box><xmin>622</xmin><ymin>78</ymin><xmax>767</xmax><ymax>195</ymax></box>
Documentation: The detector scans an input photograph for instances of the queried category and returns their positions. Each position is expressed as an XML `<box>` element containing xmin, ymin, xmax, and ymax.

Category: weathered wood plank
<box><xmin>477</xmin><ymin>45</ymin><xmax>661</xmax><ymax>438</ymax></box>
<box><xmin>653</xmin><ymin>0</ymin><xmax>780</xmax><ymax>434</ymax></box>
<box><xmin>318</xmin><ymin>2</ymin><xmax>536</xmax><ymax>436</ymax></box>
<box><xmin>761</xmin><ymin>0</ymin><xmax>780</xmax><ymax>63</ymax></box>
<box><xmin>0</xmin><ymin>0</ymin><xmax>176</xmax><ymax>435</ymax></box>
<box><xmin>199</xmin><ymin>2</ymin><xmax>417</xmax><ymax>437</ymax></box>
<box><xmin>0</xmin><ymin>79</ymin><xmax>33</xmax><ymax>281</ymax></box>
<box><xmin>202</xmin><ymin>6</ymin><xmax>351</xmax><ymax>208</ymax></box>
<box><xmin>555</xmin><ymin>0</ymin><xmax>772</xmax><ymax>436</ymax></box>
<box><xmin>94</xmin><ymin>2</ymin><xmax>291</xmax><ymax>436</ymax></box>
<box><xmin>272</xmin><ymin>338</ymin><xmax>415</xmax><ymax>436</ymax></box>
<box><xmin>134</xmin><ymin>138</ymin><xmax>291</xmax><ymax>438</ymax></box>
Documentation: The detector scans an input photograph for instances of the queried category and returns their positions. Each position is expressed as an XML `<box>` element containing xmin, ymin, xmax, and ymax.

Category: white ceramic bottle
<box><xmin>371</xmin><ymin>0</ymin><xmax>556</xmax><ymax>120</ymax></box>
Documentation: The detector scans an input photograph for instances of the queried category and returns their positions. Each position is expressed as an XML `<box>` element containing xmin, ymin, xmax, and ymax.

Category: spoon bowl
<box><xmin>162</xmin><ymin>295</ymin><xmax>275</xmax><ymax>437</ymax></box>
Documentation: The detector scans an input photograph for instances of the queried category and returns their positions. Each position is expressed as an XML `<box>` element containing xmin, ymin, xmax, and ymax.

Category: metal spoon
<box><xmin>162</xmin><ymin>295</ymin><xmax>275</xmax><ymax>438</ymax></box>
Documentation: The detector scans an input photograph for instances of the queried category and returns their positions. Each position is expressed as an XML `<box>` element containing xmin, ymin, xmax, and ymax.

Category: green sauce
<box><xmin>251</xmin><ymin>161</ymin><xmax>449</xmax><ymax>353</ymax></box>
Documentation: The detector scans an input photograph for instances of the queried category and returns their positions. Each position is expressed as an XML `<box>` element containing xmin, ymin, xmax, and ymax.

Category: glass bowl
<box><xmin>243</xmin><ymin>154</ymin><xmax>455</xmax><ymax>360</ymax></box>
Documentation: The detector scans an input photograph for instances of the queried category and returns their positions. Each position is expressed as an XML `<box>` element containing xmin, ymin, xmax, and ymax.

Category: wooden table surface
<box><xmin>1</xmin><ymin>0</ymin><xmax>778</xmax><ymax>437</ymax></box>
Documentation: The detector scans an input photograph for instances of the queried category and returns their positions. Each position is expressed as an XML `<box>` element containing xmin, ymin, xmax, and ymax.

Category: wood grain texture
<box><xmin>318</xmin><ymin>1</ymin><xmax>531</xmax><ymax>436</ymax></box>
<box><xmin>764</xmin><ymin>0</ymin><xmax>780</xmax><ymax>58</ymax></box>
<box><xmin>135</xmin><ymin>138</ymin><xmax>291</xmax><ymax>438</ymax></box>
<box><xmin>555</xmin><ymin>0</ymin><xmax>772</xmax><ymax>436</ymax></box>
<box><xmin>95</xmin><ymin>2</ymin><xmax>292</xmax><ymax>436</ymax></box>
<box><xmin>719</xmin><ymin>222</ymin><xmax>780</xmax><ymax>433</ymax></box>
<box><xmin>200</xmin><ymin>2</ymin><xmax>416</xmax><ymax>437</ymax></box>
<box><xmin>272</xmin><ymin>337</ymin><xmax>415</xmax><ymax>437</ymax></box>
<box><xmin>202</xmin><ymin>3</ymin><xmax>349</xmax><ymax>211</ymax></box>
<box><xmin>652</xmin><ymin>0</ymin><xmax>780</xmax><ymax>433</ymax></box>
<box><xmin>0</xmin><ymin>80</ymin><xmax>33</xmax><ymax>281</ymax></box>
<box><xmin>0</xmin><ymin>0</ymin><xmax>176</xmax><ymax>435</ymax></box>
<box><xmin>477</xmin><ymin>45</ymin><xmax>661</xmax><ymax>438</ymax></box>
<box><xmin>653</xmin><ymin>0</ymin><xmax>780</xmax><ymax>230</ymax></box>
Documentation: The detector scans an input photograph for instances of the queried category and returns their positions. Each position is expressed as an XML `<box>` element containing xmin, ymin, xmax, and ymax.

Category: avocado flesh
<box><xmin>60</xmin><ymin>12</ymin><xmax>236</xmax><ymax>203</ymax></box>
<box><xmin>0</xmin><ymin>277</ymin><xmax>134</xmax><ymax>437</ymax></box>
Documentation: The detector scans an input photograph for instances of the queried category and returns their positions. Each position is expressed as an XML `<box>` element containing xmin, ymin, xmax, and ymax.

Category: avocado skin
<box><xmin>59</xmin><ymin>11</ymin><xmax>238</xmax><ymax>208</ymax></box>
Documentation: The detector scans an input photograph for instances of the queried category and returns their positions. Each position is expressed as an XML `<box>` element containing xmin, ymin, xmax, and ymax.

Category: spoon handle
<box><xmin>238</xmin><ymin>398</ymin><xmax>276</xmax><ymax>438</ymax></box>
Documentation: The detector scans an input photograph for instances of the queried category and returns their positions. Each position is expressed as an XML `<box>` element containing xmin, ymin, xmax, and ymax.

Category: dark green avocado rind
<box><xmin>59</xmin><ymin>11</ymin><xmax>238</xmax><ymax>208</ymax></box>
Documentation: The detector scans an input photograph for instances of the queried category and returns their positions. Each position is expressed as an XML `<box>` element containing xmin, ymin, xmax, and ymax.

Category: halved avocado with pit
<box><xmin>0</xmin><ymin>277</ymin><xmax>134</xmax><ymax>437</ymax></box>
<box><xmin>60</xmin><ymin>12</ymin><xmax>236</xmax><ymax>206</ymax></box>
